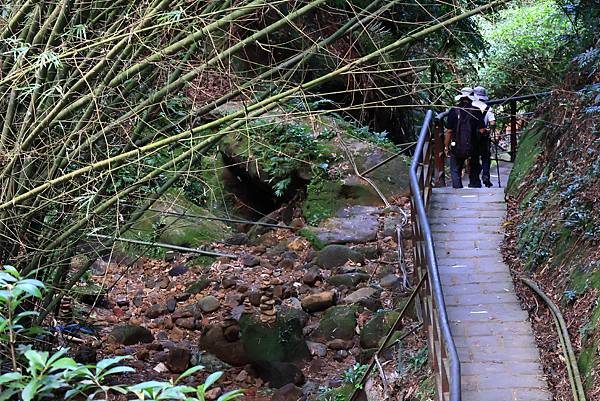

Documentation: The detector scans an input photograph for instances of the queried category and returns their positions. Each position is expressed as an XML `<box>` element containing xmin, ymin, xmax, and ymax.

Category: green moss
<box><xmin>189</xmin><ymin>255</ymin><xmax>216</xmax><ymax>267</ymax></box>
<box><xmin>578</xmin><ymin>343</ymin><xmax>598</xmax><ymax>390</ymax></box>
<box><xmin>298</xmin><ymin>228</ymin><xmax>326</xmax><ymax>250</ymax></box>
<box><xmin>302</xmin><ymin>179</ymin><xmax>344</xmax><ymax>226</ymax></box>
<box><xmin>120</xmin><ymin>193</ymin><xmax>230</xmax><ymax>258</ymax></box>
<box><xmin>360</xmin><ymin>310</ymin><xmax>400</xmax><ymax>349</ymax></box>
<box><xmin>507</xmin><ymin>120</ymin><xmax>545</xmax><ymax>194</ymax></box>
<box><xmin>317</xmin><ymin>305</ymin><xmax>360</xmax><ymax>341</ymax></box>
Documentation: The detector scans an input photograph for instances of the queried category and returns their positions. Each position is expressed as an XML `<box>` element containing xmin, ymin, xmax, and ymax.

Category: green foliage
<box><xmin>475</xmin><ymin>0</ymin><xmax>574</xmax><ymax>96</ymax></box>
<box><xmin>243</xmin><ymin>120</ymin><xmax>336</xmax><ymax>196</ymax></box>
<box><xmin>0</xmin><ymin>266</ymin><xmax>242</xmax><ymax>401</ymax></box>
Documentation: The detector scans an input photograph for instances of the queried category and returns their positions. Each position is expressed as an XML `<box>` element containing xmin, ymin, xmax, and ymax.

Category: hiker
<box><xmin>473</xmin><ymin>86</ymin><xmax>497</xmax><ymax>187</ymax></box>
<box><xmin>444</xmin><ymin>87</ymin><xmax>485</xmax><ymax>189</ymax></box>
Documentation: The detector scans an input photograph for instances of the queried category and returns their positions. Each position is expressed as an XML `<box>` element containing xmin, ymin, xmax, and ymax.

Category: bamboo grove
<box><xmin>0</xmin><ymin>0</ymin><xmax>510</xmax><ymax>318</ymax></box>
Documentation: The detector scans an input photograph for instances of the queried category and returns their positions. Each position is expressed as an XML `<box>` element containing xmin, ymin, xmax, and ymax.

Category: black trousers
<box><xmin>450</xmin><ymin>154</ymin><xmax>481</xmax><ymax>188</ymax></box>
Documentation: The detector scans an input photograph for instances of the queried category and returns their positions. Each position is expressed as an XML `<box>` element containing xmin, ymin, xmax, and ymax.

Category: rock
<box><xmin>316</xmin><ymin>245</ymin><xmax>365</xmax><ymax>269</ymax></box>
<box><xmin>145</xmin><ymin>304</ymin><xmax>168</xmax><ymax>319</ymax></box>
<box><xmin>166</xmin><ymin>297</ymin><xmax>177</xmax><ymax>313</ymax></box>
<box><xmin>123</xmin><ymin>196</ymin><xmax>229</xmax><ymax>249</ymax></box>
<box><xmin>239</xmin><ymin>311</ymin><xmax>310</xmax><ymax>364</ymax></box>
<box><xmin>175</xmin><ymin>317</ymin><xmax>198</xmax><ymax>330</ymax></box>
<box><xmin>108</xmin><ymin>325</ymin><xmax>154</xmax><ymax>345</ymax></box>
<box><xmin>333</xmin><ymin>350</ymin><xmax>348</xmax><ymax>361</ymax></box>
<box><xmin>326</xmin><ymin>339</ymin><xmax>353</xmax><ymax>350</ymax></box>
<box><xmin>169</xmin><ymin>264</ymin><xmax>188</xmax><ymax>276</ymax></box>
<box><xmin>383</xmin><ymin>216</ymin><xmax>401</xmax><ymax>238</ymax></box>
<box><xmin>225</xmin><ymin>233</ymin><xmax>249</xmax><ymax>246</ymax></box>
<box><xmin>308</xmin><ymin>213</ymin><xmax>379</xmax><ymax>247</ymax></box>
<box><xmin>360</xmin><ymin>310</ymin><xmax>400</xmax><ymax>349</ymax></box>
<box><xmin>186</xmin><ymin>277</ymin><xmax>211</xmax><ymax>294</ymax></box>
<box><xmin>344</xmin><ymin>287</ymin><xmax>378</xmax><ymax>305</ymax></box>
<box><xmin>133</xmin><ymin>291</ymin><xmax>144</xmax><ymax>307</ymax></box>
<box><xmin>279</xmin><ymin>258</ymin><xmax>295</xmax><ymax>270</ymax></box>
<box><xmin>191</xmin><ymin>351</ymin><xmax>233</xmax><ymax>371</ymax></box>
<box><xmin>197</xmin><ymin>296</ymin><xmax>220</xmax><ymax>313</ymax></box>
<box><xmin>199</xmin><ymin>325</ymin><xmax>249</xmax><ymax>366</ymax></box>
<box><xmin>327</xmin><ymin>273</ymin><xmax>369</xmax><ymax>289</ymax></box>
<box><xmin>251</xmin><ymin>361</ymin><xmax>305</xmax><ymax>388</ymax></box>
<box><xmin>379</xmin><ymin>274</ymin><xmax>401</xmax><ymax>289</ymax></box>
<box><xmin>153</xmin><ymin>362</ymin><xmax>169</xmax><ymax>373</ymax></box>
<box><xmin>235</xmin><ymin>369</ymin><xmax>248</xmax><ymax>382</ymax></box>
<box><xmin>306</xmin><ymin>341</ymin><xmax>327</xmax><ymax>357</ymax></box>
<box><xmin>115</xmin><ymin>295</ymin><xmax>129</xmax><ymax>307</ymax></box>
<box><xmin>316</xmin><ymin>306</ymin><xmax>358</xmax><ymax>341</ymax></box>
<box><xmin>224</xmin><ymin>325</ymin><xmax>240</xmax><ymax>342</ymax></box>
<box><xmin>89</xmin><ymin>257</ymin><xmax>109</xmax><ymax>276</ymax></box>
<box><xmin>175</xmin><ymin>292</ymin><xmax>191</xmax><ymax>302</ymax></box>
<box><xmin>356</xmin><ymin>246</ymin><xmax>380</xmax><ymax>260</ymax></box>
<box><xmin>156</xmin><ymin>276</ymin><xmax>171</xmax><ymax>289</ymax></box>
<box><xmin>136</xmin><ymin>348</ymin><xmax>150</xmax><ymax>361</ymax></box>
<box><xmin>166</xmin><ymin>348</ymin><xmax>191</xmax><ymax>373</ymax></box>
<box><xmin>248</xmin><ymin>290</ymin><xmax>262</xmax><ymax>307</ymax></box>
<box><xmin>270</xmin><ymin>383</ymin><xmax>303</xmax><ymax>401</ymax></box>
<box><xmin>205</xmin><ymin>387</ymin><xmax>222</xmax><ymax>400</ymax></box>
<box><xmin>73</xmin><ymin>346</ymin><xmax>97</xmax><ymax>364</ymax></box>
<box><xmin>164</xmin><ymin>251</ymin><xmax>179</xmax><ymax>262</ymax></box>
<box><xmin>241</xmin><ymin>253</ymin><xmax>260</xmax><ymax>267</ymax></box>
<box><xmin>222</xmin><ymin>277</ymin><xmax>237</xmax><ymax>289</ymax></box>
<box><xmin>302</xmin><ymin>267</ymin><xmax>321</xmax><ymax>286</ymax></box>
<box><xmin>301</xmin><ymin>291</ymin><xmax>336</xmax><ymax>313</ymax></box>
<box><xmin>287</xmin><ymin>238</ymin><xmax>306</xmax><ymax>252</ymax></box>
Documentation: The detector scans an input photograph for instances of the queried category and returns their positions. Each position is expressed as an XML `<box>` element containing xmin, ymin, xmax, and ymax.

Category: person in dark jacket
<box><xmin>444</xmin><ymin>87</ymin><xmax>486</xmax><ymax>189</ymax></box>
<box><xmin>472</xmin><ymin>86</ymin><xmax>496</xmax><ymax>187</ymax></box>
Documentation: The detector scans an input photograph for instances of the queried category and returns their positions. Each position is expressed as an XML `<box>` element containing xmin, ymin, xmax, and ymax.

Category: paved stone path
<box><xmin>430</xmin><ymin>165</ymin><xmax>551</xmax><ymax>401</ymax></box>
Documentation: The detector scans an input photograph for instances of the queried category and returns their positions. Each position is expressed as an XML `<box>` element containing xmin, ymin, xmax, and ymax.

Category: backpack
<box><xmin>452</xmin><ymin>108</ymin><xmax>477</xmax><ymax>158</ymax></box>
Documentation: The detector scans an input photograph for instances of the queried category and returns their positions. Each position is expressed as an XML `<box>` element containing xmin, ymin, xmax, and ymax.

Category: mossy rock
<box><xmin>239</xmin><ymin>311</ymin><xmax>310</xmax><ymax>364</ymax></box>
<box><xmin>121</xmin><ymin>193</ymin><xmax>230</xmax><ymax>258</ymax></box>
<box><xmin>186</xmin><ymin>277</ymin><xmax>211</xmax><ymax>294</ymax></box>
<box><xmin>316</xmin><ymin>245</ymin><xmax>365</xmax><ymax>269</ymax></box>
<box><xmin>316</xmin><ymin>305</ymin><xmax>359</xmax><ymax>341</ymax></box>
<box><xmin>360</xmin><ymin>310</ymin><xmax>400</xmax><ymax>349</ymax></box>
<box><xmin>72</xmin><ymin>282</ymin><xmax>107</xmax><ymax>305</ymax></box>
<box><xmin>108</xmin><ymin>325</ymin><xmax>153</xmax><ymax>345</ymax></box>
<box><xmin>302</xmin><ymin>180</ymin><xmax>345</xmax><ymax>226</ymax></box>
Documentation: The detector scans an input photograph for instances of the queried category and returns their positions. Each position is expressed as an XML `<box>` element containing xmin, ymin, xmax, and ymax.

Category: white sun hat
<box><xmin>455</xmin><ymin>87</ymin><xmax>476</xmax><ymax>101</ymax></box>
<box><xmin>474</xmin><ymin>86</ymin><xmax>489</xmax><ymax>101</ymax></box>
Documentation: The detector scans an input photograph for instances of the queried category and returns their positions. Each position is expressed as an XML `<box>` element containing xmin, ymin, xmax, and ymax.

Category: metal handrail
<box><xmin>409</xmin><ymin>110</ymin><xmax>461</xmax><ymax>401</ymax></box>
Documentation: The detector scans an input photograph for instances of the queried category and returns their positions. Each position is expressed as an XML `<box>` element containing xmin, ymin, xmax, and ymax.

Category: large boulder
<box><xmin>316</xmin><ymin>306</ymin><xmax>359</xmax><ymax>341</ymax></box>
<box><xmin>304</xmin><ymin>206</ymin><xmax>380</xmax><ymax>247</ymax></box>
<box><xmin>239</xmin><ymin>310</ymin><xmax>310</xmax><ymax>364</ymax></box>
<box><xmin>121</xmin><ymin>194</ymin><xmax>230</xmax><ymax>255</ymax></box>
<box><xmin>316</xmin><ymin>245</ymin><xmax>365</xmax><ymax>269</ymax></box>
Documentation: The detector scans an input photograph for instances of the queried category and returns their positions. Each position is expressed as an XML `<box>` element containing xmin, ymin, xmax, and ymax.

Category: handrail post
<box><xmin>434</xmin><ymin>119</ymin><xmax>445</xmax><ymax>187</ymax></box>
<box><xmin>510</xmin><ymin>100</ymin><xmax>517</xmax><ymax>162</ymax></box>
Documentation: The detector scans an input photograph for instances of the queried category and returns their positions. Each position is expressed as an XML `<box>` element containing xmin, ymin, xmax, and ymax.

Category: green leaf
<box><xmin>22</xmin><ymin>381</ymin><xmax>40</xmax><ymax>401</ymax></box>
<box><xmin>217</xmin><ymin>389</ymin><xmax>244</xmax><ymax>401</ymax></box>
<box><xmin>50</xmin><ymin>357</ymin><xmax>78</xmax><ymax>370</ymax></box>
<box><xmin>175</xmin><ymin>365</ymin><xmax>204</xmax><ymax>383</ymax></box>
<box><xmin>96</xmin><ymin>355</ymin><xmax>130</xmax><ymax>371</ymax></box>
<box><xmin>0</xmin><ymin>372</ymin><xmax>22</xmax><ymax>384</ymax></box>
<box><xmin>203</xmin><ymin>371</ymin><xmax>223</xmax><ymax>389</ymax></box>
<box><xmin>101</xmin><ymin>366</ymin><xmax>135</xmax><ymax>377</ymax></box>
<box><xmin>25</xmin><ymin>349</ymin><xmax>48</xmax><ymax>370</ymax></box>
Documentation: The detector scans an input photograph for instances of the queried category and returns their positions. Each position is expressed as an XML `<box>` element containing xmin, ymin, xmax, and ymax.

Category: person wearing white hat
<box><xmin>472</xmin><ymin>86</ymin><xmax>496</xmax><ymax>187</ymax></box>
<box><xmin>444</xmin><ymin>87</ymin><xmax>486</xmax><ymax>188</ymax></box>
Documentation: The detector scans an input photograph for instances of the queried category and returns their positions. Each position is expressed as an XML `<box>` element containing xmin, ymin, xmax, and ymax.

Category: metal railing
<box><xmin>409</xmin><ymin>110</ymin><xmax>461</xmax><ymax>401</ymax></box>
